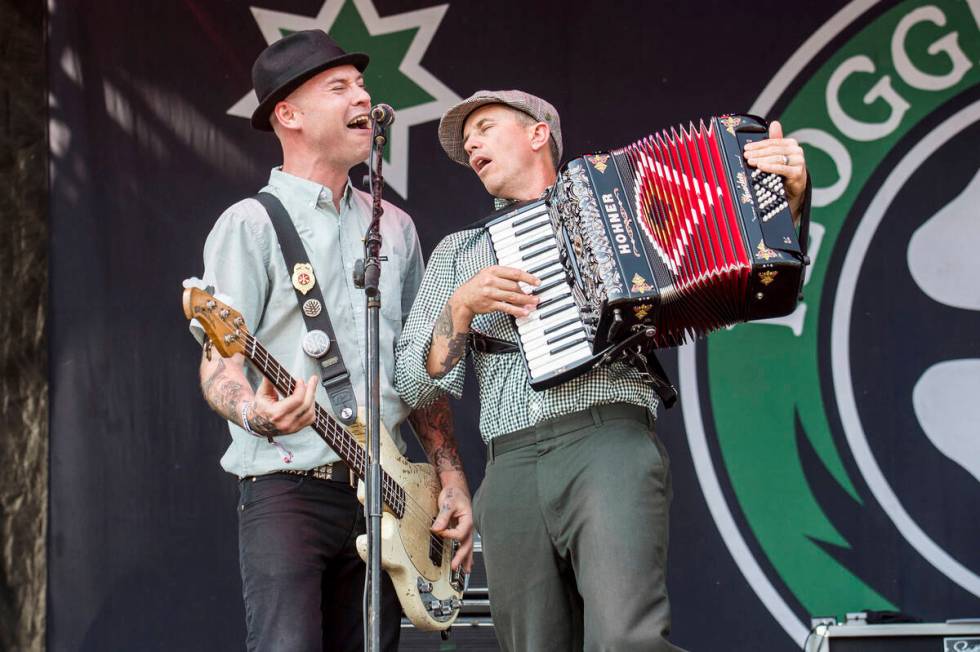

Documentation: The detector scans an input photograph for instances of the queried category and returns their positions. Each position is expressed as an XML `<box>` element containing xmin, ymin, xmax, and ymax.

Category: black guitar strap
<box><xmin>254</xmin><ymin>192</ymin><xmax>358</xmax><ymax>426</ymax></box>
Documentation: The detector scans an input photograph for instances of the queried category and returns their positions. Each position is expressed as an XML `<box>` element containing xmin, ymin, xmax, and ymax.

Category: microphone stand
<box><xmin>354</xmin><ymin>115</ymin><xmax>388</xmax><ymax>652</ymax></box>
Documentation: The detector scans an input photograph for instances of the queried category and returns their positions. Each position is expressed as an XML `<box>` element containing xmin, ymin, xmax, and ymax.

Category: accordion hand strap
<box><xmin>793</xmin><ymin>174</ymin><xmax>814</xmax><ymax>303</ymax></box>
<box><xmin>798</xmin><ymin>173</ymin><xmax>813</xmax><ymax>261</ymax></box>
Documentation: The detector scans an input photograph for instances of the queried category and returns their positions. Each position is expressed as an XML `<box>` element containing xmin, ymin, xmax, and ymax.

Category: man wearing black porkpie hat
<box><xmin>191</xmin><ymin>30</ymin><xmax>473</xmax><ymax>651</ymax></box>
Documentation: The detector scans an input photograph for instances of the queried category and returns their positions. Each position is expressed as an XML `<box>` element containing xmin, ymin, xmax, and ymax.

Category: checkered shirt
<box><xmin>395</xmin><ymin>227</ymin><xmax>658</xmax><ymax>442</ymax></box>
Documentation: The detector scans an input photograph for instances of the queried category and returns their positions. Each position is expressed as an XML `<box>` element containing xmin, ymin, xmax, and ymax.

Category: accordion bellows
<box><xmin>485</xmin><ymin>114</ymin><xmax>808</xmax><ymax>390</ymax></box>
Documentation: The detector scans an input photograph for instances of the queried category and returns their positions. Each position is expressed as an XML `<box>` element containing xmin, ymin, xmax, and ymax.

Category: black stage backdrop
<box><xmin>48</xmin><ymin>0</ymin><xmax>980</xmax><ymax>649</ymax></box>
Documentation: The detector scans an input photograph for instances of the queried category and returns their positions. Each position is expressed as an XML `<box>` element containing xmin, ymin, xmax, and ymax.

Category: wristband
<box><xmin>241</xmin><ymin>401</ymin><xmax>292</xmax><ymax>463</ymax></box>
<box><xmin>241</xmin><ymin>401</ymin><xmax>274</xmax><ymax>444</ymax></box>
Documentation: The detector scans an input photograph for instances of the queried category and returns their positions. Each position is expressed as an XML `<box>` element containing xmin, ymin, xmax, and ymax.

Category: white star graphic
<box><xmin>228</xmin><ymin>0</ymin><xmax>460</xmax><ymax>199</ymax></box>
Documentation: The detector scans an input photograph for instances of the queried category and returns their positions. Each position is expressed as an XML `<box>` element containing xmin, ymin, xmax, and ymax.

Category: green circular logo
<box><xmin>681</xmin><ymin>0</ymin><xmax>980</xmax><ymax>643</ymax></box>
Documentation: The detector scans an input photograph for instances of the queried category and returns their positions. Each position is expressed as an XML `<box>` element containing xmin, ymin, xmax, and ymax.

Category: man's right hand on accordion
<box><xmin>743</xmin><ymin>120</ymin><xmax>810</xmax><ymax>226</ymax></box>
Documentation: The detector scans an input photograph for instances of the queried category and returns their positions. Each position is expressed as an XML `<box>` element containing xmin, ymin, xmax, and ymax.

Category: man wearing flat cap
<box><xmin>395</xmin><ymin>91</ymin><xmax>810</xmax><ymax>651</ymax></box>
<box><xmin>192</xmin><ymin>30</ymin><xmax>472</xmax><ymax>651</ymax></box>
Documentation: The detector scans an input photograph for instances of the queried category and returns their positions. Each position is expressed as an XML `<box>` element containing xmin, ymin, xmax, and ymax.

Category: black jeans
<box><xmin>238</xmin><ymin>474</ymin><xmax>401</xmax><ymax>652</ymax></box>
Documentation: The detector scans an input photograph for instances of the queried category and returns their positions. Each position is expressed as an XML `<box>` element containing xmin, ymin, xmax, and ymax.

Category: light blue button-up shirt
<box><xmin>193</xmin><ymin>168</ymin><xmax>424</xmax><ymax>477</ymax></box>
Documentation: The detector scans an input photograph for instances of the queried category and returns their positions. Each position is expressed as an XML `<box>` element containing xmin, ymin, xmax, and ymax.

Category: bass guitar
<box><xmin>183</xmin><ymin>286</ymin><xmax>464</xmax><ymax>631</ymax></box>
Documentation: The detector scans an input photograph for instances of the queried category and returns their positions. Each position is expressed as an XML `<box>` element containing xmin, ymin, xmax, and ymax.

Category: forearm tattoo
<box><xmin>202</xmin><ymin>358</ymin><xmax>245</xmax><ymax>423</ymax></box>
<box><xmin>201</xmin><ymin>356</ymin><xmax>280</xmax><ymax>438</ymax></box>
<box><xmin>409</xmin><ymin>397</ymin><xmax>464</xmax><ymax>475</ymax></box>
<box><xmin>432</xmin><ymin>303</ymin><xmax>469</xmax><ymax>379</ymax></box>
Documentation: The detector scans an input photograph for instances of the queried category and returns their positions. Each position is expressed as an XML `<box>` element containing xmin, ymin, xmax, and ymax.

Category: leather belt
<box><xmin>487</xmin><ymin>403</ymin><xmax>652</xmax><ymax>461</ymax></box>
<box><xmin>248</xmin><ymin>462</ymin><xmax>356</xmax><ymax>486</ymax></box>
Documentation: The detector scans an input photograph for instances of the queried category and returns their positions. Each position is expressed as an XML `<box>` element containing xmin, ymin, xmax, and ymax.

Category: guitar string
<box><xmin>247</xmin><ymin>336</ymin><xmax>451</xmax><ymax>553</ymax></box>
<box><xmin>193</xmin><ymin>301</ymin><xmax>457</xmax><ymax>559</ymax></box>
<box><xmin>242</xmin><ymin>333</ymin><xmax>457</xmax><ymax>556</ymax></box>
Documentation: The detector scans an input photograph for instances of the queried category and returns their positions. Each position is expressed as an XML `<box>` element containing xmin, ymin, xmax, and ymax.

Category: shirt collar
<box><xmin>493</xmin><ymin>196</ymin><xmax>516</xmax><ymax>211</ymax></box>
<box><xmin>492</xmin><ymin>186</ymin><xmax>552</xmax><ymax>211</ymax></box>
<box><xmin>268</xmin><ymin>167</ymin><xmax>354</xmax><ymax>211</ymax></box>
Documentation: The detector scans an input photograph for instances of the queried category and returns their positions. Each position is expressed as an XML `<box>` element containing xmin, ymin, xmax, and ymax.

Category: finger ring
<box><xmin>783</xmin><ymin>154</ymin><xmax>790</xmax><ymax>166</ymax></box>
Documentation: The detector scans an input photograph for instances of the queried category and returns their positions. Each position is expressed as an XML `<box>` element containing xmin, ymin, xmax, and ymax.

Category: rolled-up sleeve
<box><xmin>395</xmin><ymin>234</ymin><xmax>467</xmax><ymax>408</ymax></box>
<box><xmin>189</xmin><ymin>200</ymin><xmax>271</xmax><ymax>345</ymax></box>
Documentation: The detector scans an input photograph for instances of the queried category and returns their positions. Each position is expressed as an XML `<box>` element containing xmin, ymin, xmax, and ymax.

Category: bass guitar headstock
<box><xmin>182</xmin><ymin>286</ymin><xmax>250</xmax><ymax>358</ymax></box>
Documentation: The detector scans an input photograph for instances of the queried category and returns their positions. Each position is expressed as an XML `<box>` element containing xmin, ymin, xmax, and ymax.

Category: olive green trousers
<box><xmin>473</xmin><ymin>403</ymin><xmax>685</xmax><ymax>652</ymax></box>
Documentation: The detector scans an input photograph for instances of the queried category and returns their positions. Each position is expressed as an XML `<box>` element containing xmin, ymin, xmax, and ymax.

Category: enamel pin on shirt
<box><xmin>292</xmin><ymin>262</ymin><xmax>316</xmax><ymax>295</ymax></box>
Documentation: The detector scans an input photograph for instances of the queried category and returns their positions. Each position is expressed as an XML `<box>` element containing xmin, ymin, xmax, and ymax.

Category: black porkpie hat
<box><xmin>250</xmin><ymin>30</ymin><xmax>369</xmax><ymax>131</ymax></box>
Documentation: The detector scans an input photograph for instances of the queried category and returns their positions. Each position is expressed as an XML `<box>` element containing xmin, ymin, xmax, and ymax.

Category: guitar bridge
<box><xmin>417</xmin><ymin>576</ymin><xmax>461</xmax><ymax>621</ymax></box>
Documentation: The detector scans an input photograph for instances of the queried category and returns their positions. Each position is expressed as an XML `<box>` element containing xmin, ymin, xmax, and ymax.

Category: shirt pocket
<box><xmin>378</xmin><ymin>253</ymin><xmax>405</xmax><ymax>323</ymax></box>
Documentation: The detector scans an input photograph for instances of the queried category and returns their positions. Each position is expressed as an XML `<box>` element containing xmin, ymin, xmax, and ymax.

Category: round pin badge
<box><xmin>302</xmin><ymin>299</ymin><xmax>322</xmax><ymax>317</ymax></box>
<box><xmin>301</xmin><ymin>329</ymin><xmax>331</xmax><ymax>359</ymax></box>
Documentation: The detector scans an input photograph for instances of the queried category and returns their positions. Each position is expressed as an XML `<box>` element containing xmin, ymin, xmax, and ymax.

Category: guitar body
<box><xmin>352</xmin><ymin>420</ymin><xmax>463</xmax><ymax>631</ymax></box>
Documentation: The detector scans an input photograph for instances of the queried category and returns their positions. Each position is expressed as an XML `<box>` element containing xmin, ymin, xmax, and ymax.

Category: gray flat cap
<box><xmin>438</xmin><ymin>90</ymin><xmax>563</xmax><ymax>167</ymax></box>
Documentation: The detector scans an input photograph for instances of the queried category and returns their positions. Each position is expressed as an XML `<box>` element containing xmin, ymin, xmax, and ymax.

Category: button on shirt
<box><xmin>192</xmin><ymin>168</ymin><xmax>424</xmax><ymax>477</ymax></box>
<box><xmin>395</xmin><ymin>227</ymin><xmax>657</xmax><ymax>442</ymax></box>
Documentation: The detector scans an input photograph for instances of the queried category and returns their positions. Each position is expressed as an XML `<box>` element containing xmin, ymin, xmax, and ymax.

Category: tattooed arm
<box><xmin>408</xmin><ymin>395</ymin><xmax>466</xmax><ymax>480</ymax></box>
<box><xmin>408</xmin><ymin>395</ymin><xmax>473</xmax><ymax>571</ymax></box>
<box><xmin>198</xmin><ymin>349</ymin><xmax>318</xmax><ymax>438</ymax></box>
<box><xmin>425</xmin><ymin>301</ymin><xmax>473</xmax><ymax>379</ymax></box>
<box><xmin>425</xmin><ymin>265</ymin><xmax>541</xmax><ymax>379</ymax></box>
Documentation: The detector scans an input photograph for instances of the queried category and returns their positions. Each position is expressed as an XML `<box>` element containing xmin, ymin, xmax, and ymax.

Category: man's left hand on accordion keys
<box><xmin>742</xmin><ymin>120</ymin><xmax>809</xmax><ymax>226</ymax></box>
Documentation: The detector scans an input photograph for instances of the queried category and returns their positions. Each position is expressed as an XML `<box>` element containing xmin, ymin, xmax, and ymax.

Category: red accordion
<box><xmin>484</xmin><ymin>114</ymin><xmax>809</xmax><ymax>392</ymax></box>
<box><xmin>604</xmin><ymin>113</ymin><xmax>810</xmax><ymax>347</ymax></box>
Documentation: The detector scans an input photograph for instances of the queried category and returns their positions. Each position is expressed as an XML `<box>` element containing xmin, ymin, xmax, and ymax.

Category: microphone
<box><xmin>370</xmin><ymin>103</ymin><xmax>395</xmax><ymax>127</ymax></box>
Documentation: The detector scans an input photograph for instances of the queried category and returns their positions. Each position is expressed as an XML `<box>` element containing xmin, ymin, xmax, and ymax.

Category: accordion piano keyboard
<box><xmin>487</xmin><ymin>205</ymin><xmax>593</xmax><ymax>382</ymax></box>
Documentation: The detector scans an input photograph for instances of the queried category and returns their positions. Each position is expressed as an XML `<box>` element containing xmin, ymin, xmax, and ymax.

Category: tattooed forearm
<box><xmin>434</xmin><ymin>303</ymin><xmax>455</xmax><ymax>339</ymax></box>
<box><xmin>201</xmin><ymin>357</ymin><xmax>226</xmax><ymax>398</ymax></box>
<box><xmin>201</xmin><ymin>356</ymin><xmax>247</xmax><ymax>424</ymax></box>
<box><xmin>431</xmin><ymin>441</ymin><xmax>464</xmax><ymax>475</ymax></box>
<box><xmin>430</xmin><ymin>303</ymin><xmax>469</xmax><ymax>379</ymax></box>
<box><xmin>409</xmin><ymin>396</ymin><xmax>464</xmax><ymax>475</ymax></box>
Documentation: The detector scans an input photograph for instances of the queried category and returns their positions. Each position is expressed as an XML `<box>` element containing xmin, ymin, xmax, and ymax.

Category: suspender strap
<box><xmin>254</xmin><ymin>192</ymin><xmax>358</xmax><ymax>425</ymax></box>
